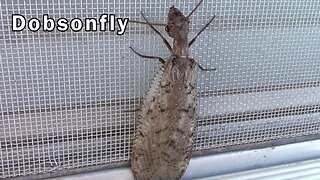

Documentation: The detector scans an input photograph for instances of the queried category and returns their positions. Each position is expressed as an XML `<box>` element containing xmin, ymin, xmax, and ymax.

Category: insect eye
<box><xmin>165</xmin><ymin>26</ymin><xmax>169</xmax><ymax>32</ymax></box>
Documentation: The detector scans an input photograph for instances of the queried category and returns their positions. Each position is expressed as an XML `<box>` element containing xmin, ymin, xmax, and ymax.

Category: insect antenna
<box><xmin>188</xmin><ymin>15</ymin><xmax>216</xmax><ymax>47</ymax></box>
<box><xmin>186</xmin><ymin>0</ymin><xmax>204</xmax><ymax>18</ymax></box>
<box><xmin>129</xmin><ymin>20</ymin><xmax>167</xmax><ymax>26</ymax></box>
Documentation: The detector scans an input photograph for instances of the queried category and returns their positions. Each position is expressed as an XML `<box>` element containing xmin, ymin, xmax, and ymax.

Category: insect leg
<box><xmin>197</xmin><ymin>63</ymin><xmax>216</xmax><ymax>71</ymax></box>
<box><xmin>193</xmin><ymin>59</ymin><xmax>216</xmax><ymax>71</ymax></box>
<box><xmin>188</xmin><ymin>15</ymin><xmax>216</xmax><ymax>47</ymax></box>
<box><xmin>140</xmin><ymin>12</ymin><xmax>173</xmax><ymax>54</ymax></box>
<box><xmin>130</xmin><ymin>46</ymin><xmax>165</xmax><ymax>64</ymax></box>
<box><xmin>186</xmin><ymin>0</ymin><xmax>204</xmax><ymax>18</ymax></box>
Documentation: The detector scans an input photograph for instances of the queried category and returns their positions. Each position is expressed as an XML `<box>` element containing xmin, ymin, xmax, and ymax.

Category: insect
<box><xmin>130</xmin><ymin>0</ymin><xmax>215</xmax><ymax>179</ymax></box>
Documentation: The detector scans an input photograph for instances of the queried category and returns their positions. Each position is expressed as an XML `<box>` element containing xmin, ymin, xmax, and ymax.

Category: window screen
<box><xmin>1</xmin><ymin>0</ymin><xmax>320</xmax><ymax>178</ymax></box>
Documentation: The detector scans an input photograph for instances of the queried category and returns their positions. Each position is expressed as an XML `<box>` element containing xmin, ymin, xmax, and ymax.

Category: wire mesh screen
<box><xmin>1</xmin><ymin>0</ymin><xmax>320</xmax><ymax>178</ymax></box>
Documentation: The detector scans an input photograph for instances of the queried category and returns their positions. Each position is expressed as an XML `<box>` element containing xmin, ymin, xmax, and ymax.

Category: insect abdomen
<box><xmin>132</xmin><ymin>59</ymin><xmax>197</xmax><ymax>180</ymax></box>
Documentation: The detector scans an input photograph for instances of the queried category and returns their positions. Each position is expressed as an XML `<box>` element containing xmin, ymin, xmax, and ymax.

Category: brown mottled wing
<box><xmin>132</xmin><ymin>58</ymin><xmax>197</xmax><ymax>180</ymax></box>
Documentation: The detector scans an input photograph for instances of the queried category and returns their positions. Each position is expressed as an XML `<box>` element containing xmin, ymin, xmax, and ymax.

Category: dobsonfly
<box><xmin>130</xmin><ymin>0</ymin><xmax>215</xmax><ymax>179</ymax></box>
